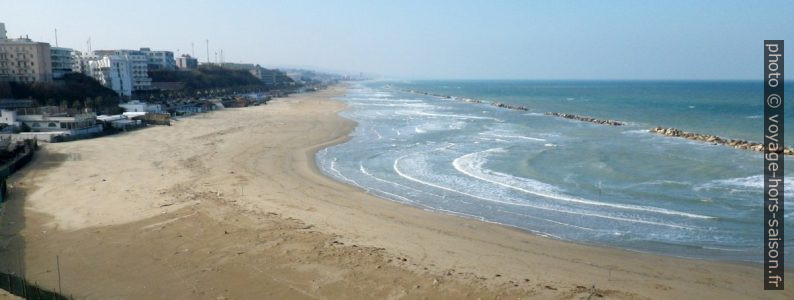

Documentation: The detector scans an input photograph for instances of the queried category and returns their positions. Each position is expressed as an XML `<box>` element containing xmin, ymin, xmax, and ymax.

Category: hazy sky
<box><xmin>1</xmin><ymin>0</ymin><xmax>792</xmax><ymax>79</ymax></box>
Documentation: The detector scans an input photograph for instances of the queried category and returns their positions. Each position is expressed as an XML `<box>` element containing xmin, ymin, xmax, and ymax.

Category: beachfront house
<box><xmin>0</xmin><ymin>109</ymin><xmax>102</xmax><ymax>141</ymax></box>
<box><xmin>0</xmin><ymin>109</ymin><xmax>97</xmax><ymax>131</ymax></box>
<box><xmin>119</xmin><ymin>100</ymin><xmax>164</xmax><ymax>113</ymax></box>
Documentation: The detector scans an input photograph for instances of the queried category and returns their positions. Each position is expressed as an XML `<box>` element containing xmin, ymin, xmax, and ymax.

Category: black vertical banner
<box><xmin>764</xmin><ymin>40</ymin><xmax>784</xmax><ymax>290</ymax></box>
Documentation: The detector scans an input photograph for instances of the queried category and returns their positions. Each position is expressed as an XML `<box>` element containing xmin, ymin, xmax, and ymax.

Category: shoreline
<box><xmin>0</xmin><ymin>84</ymin><xmax>790</xmax><ymax>299</ymax></box>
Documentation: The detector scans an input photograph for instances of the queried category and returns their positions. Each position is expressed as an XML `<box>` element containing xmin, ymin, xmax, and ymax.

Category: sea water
<box><xmin>316</xmin><ymin>80</ymin><xmax>792</xmax><ymax>263</ymax></box>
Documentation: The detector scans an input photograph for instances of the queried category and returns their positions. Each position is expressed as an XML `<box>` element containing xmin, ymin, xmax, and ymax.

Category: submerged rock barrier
<box><xmin>398</xmin><ymin>89</ymin><xmax>528</xmax><ymax>111</ymax></box>
<box><xmin>649</xmin><ymin>127</ymin><xmax>794</xmax><ymax>155</ymax></box>
<box><xmin>544</xmin><ymin>112</ymin><xmax>625</xmax><ymax>126</ymax></box>
<box><xmin>492</xmin><ymin>102</ymin><xmax>529</xmax><ymax>111</ymax></box>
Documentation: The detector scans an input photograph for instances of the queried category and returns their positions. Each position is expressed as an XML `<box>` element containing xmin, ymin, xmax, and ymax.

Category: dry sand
<box><xmin>0</xmin><ymin>85</ymin><xmax>790</xmax><ymax>299</ymax></box>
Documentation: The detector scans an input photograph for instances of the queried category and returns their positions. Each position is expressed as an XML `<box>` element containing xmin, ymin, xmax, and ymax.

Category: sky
<box><xmin>1</xmin><ymin>0</ymin><xmax>792</xmax><ymax>80</ymax></box>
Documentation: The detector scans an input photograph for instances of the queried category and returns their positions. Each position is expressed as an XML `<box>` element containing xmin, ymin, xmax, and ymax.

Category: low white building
<box><xmin>97</xmin><ymin>114</ymin><xmax>141</xmax><ymax>130</ymax></box>
<box><xmin>119</xmin><ymin>100</ymin><xmax>164</xmax><ymax>113</ymax></box>
<box><xmin>0</xmin><ymin>109</ymin><xmax>98</xmax><ymax>132</ymax></box>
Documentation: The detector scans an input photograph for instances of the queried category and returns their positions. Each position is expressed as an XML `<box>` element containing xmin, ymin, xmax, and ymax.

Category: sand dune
<box><xmin>0</xmin><ymin>85</ymin><xmax>789</xmax><ymax>299</ymax></box>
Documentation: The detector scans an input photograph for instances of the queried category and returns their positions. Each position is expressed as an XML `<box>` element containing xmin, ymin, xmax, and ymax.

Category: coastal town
<box><xmin>0</xmin><ymin>21</ymin><xmax>341</xmax><ymax>144</ymax></box>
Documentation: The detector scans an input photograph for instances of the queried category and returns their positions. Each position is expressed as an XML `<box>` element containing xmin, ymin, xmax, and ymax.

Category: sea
<box><xmin>316</xmin><ymin>80</ymin><xmax>791</xmax><ymax>263</ymax></box>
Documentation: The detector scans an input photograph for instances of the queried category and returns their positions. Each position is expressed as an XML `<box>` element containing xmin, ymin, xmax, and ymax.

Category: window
<box><xmin>48</xmin><ymin>122</ymin><xmax>57</xmax><ymax>127</ymax></box>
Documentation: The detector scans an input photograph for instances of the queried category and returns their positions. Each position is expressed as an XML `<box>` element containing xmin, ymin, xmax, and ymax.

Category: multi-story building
<box><xmin>93</xmin><ymin>50</ymin><xmax>152</xmax><ymax>91</ymax></box>
<box><xmin>86</xmin><ymin>54</ymin><xmax>133</xmax><ymax>96</ymax></box>
<box><xmin>175</xmin><ymin>54</ymin><xmax>198</xmax><ymax>70</ymax></box>
<box><xmin>51</xmin><ymin>47</ymin><xmax>74</xmax><ymax>79</ymax></box>
<box><xmin>71</xmin><ymin>50</ymin><xmax>89</xmax><ymax>74</ymax></box>
<box><xmin>140</xmin><ymin>47</ymin><xmax>176</xmax><ymax>70</ymax></box>
<box><xmin>0</xmin><ymin>23</ymin><xmax>53</xmax><ymax>83</ymax></box>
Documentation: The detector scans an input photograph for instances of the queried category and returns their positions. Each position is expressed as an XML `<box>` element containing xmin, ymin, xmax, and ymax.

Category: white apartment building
<box><xmin>140</xmin><ymin>47</ymin><xmax>176</xmax><ymax>70</ymax></box>
<box><xmin>51</xmin><ymin>47</ymin><xmax>74</xmax><ymax>79</ymax></box>
<box><xmin>71</xmin><ymin>50</ymin><xmax>89</xmax><ymax>74</ymax></box>
<box><xmin>86</xmin><ymin>54</ymin><xmax>134</xmax><ymax>96</ymax></box>
<box><xmin>94</xmin><ymin>50</ymin><xmax>152</xmax><ymax>91</ymax></box>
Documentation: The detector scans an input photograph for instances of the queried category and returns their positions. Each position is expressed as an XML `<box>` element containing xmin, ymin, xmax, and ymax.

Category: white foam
<box><xmin>397</xmin><ymin>110</ymin><xmax>500</xmax><ymax>121</ymax></box>
<box><xmin>499</xmin><ymin>209</ymin><xmax>596</xmax><ymax>232</ymax></box>
<box><xmin>328</xmin><ymin>158</ymin><xmax>364</xmax><ymax>189</ymax></box>
<box><xmin>478</xmin><ymin>132</ymin><xmax>546</xmax><ymax>142</ymax></box>
<box><xmin>360</xmin><ymin>162</ymin><xmax>444</xmax><ymax>198</ymax></box>
<box><xmin>370</xmin><ymin>127</ymin><xmax>382</xmax><ymax>139</ymax></box>
<box><xmin>695</xmin><ymin>175</ymin><xmax>793</xmax><ymax>192</ymax></box>
<box><xmin>451</xmin><ymin>148</ymin><xmax>714</xmax><ymax>219</ymax></box>
<box><xmin>393</xmin><ymin>154</ymin><xmax>696</xmax><ymax>229</ymax></box>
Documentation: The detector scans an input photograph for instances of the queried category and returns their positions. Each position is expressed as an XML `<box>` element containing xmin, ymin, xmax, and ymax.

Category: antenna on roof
<box><xmin>54</xmin><ymin>28</ymin><xmax>58</xmax><ymax>47</ymax></box>
<box><xmin>205</xmin><ymin>39</ymin><xmax>210</xmax><ymax>64</ymax></box>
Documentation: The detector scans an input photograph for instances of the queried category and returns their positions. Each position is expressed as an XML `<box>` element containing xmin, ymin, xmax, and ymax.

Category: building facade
<box><xmin>140</xmin><ymin>47</ymin><xmax>176</xmax><ymax>70</ymax></box>
<box><xmin>0</xmin><ymin>109</ymin><xmax>97</xmax><ymax>132</ymax></box>
<box><xmin>86</xmin><ymin>54</ymin><xmax>134</xmax><ymax>96</ymax></box>
<box><xmin>118</xmin><ymin>100</ymin><xmax>164</xmax><ymax>113</ymax></box>
<box><xmin>51</xmin><ymin>47</ymin><xmax>74</xmax><ymax>79</ymax></box>
<box><xmin>176</xmin><ymin>54</ymin><xmax>198</xmax><ymax>70</ymax></box>
<box><xmin>0</xmin><ymin>33</ymin><xmax>53</xmax><ymax>83</ymax></box>
<box><xmin>94</xmin><ymin>50</ymin><xmax>152</xmax><ymax>91</ymax></box>
<box><xmin>71</xmin><ymin>50</ymin><xmax>89</xmax><ymax>74</ymax></box>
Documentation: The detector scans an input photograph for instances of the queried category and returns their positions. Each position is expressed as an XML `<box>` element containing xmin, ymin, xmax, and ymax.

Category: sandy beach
<box><xmin>0</xmin><ymin>85</ymin><xmax>790</xmax><ymax>299</ymax></box>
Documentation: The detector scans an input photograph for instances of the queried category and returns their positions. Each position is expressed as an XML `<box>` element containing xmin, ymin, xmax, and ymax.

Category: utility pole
<box><xmin>205</xmin><ymin>39</ymin><xmax>210</xmax><ymax>64</ymax></box>
<box><xmin>56</xmin><ymin>255</ymin><xmax>62</xmax><ymax>295</ymax></box>
<box><xmin>191</xmin><ymin>42</ymin><xmax>195</xmax><ymax>57</ymax></box>
<box><xmin>54</xmin><ymin>28</ymin><xmax>58</xmax><ymax>47</ymax></box>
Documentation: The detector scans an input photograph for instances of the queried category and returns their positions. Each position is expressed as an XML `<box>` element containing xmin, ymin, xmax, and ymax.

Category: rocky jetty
<box><xmin>649</xmin><ymin>127</ymin><xmax>794</xmax><ymax>155</ymax></box>
<box><xmin>400</xmin><ymin>89</ymin><xmax>528</xmax><ymax>111</ymax></box>
<box><xmin>492</xmin><ymin>102</ymin><xmax>529</xmax><ymax>111</ymax></box>
<box><xmin>544</xmin><ymin>112</ymin><xmax>625</xmax><ymax>126</ymax></box>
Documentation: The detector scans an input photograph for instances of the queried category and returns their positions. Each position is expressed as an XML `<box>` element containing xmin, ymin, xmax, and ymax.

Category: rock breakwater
<box><xmin>650</xmin><ymin>127</ymin><xmax>794</xmax><ymax>155</ymax></box>
<box><xmin>545</xmin><ymin>112</ymin><xmax>625</xmax><ymax>126</ymax></box>
<box><xmin>398</xmin><ymin>89</ymin><xmax>528</xmax><ymax>111</ymax></box>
